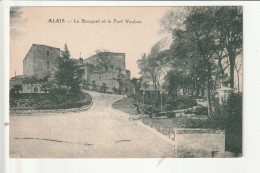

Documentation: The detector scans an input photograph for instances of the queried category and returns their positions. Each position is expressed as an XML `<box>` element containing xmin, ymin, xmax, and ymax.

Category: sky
<box><xmin>10</xmin><ymin>6</ymin><xmax>171</xmax><ymax>78</ymax></box>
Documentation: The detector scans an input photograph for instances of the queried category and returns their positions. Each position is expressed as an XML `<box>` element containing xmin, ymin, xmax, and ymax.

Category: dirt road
<box><xmin>9</xmin><ymin>91</ymin><xmax>176</xmax><ymax>158</ymax></box>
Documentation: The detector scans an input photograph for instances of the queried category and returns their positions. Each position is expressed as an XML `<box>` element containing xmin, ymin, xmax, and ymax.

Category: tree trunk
<box><xmin>229</xmin><ymin>51</ymin><xmax>236</xmax><ymax>89</ymax></box>
<box><xmin>154</xmin><ymin>76</ymin><xmax>157</xmax><ymax>89</ymax></box>
<box><xmin>206</xmin><ymin>63</ymin><xmax>212</xmax><ymax>116</ymax></box>
<box><xmin>206</xmin><ymin>81</ymin><xmax>212</xmax><ymax>116</ymax></box>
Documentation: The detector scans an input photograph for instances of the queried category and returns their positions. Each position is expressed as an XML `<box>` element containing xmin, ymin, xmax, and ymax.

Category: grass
<box><xmin>142</xmin><ymin>116</ymin><xmax>208</xmax><ymax>129</ymax></box>
<box><xmin>112</xmin><ymin>97</ymin><xmax>209</xmax><ymax>131</ymax></box>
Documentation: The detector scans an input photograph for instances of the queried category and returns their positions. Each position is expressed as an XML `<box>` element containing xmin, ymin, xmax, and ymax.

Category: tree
<box><xmin>182</xmin><ymin>8</ymin><xmax>221</xmax><ymax>116</ymax></box>
<box><xmin>159</xmin><ymin>7</ymin><xmax>188</xmax><ymax>33</ymax></box>
<box><xmin>158</xmin><ymin>7</ymin><xmax>242</xmax><ymax>116</ymax></box>
<box><xmin>163</xmin><ymin>70</ymin><xmax>182</xmax><ymax>96</ymax></box>
<box><xmin>215</xmin><ymin>7</ymin><xmax>243</xmax><ymax>88</ymax></box>
<box><xmin>40</xmin><ymin>80</ymin><xmax>55</xmax><ymax>93</ymax></box>
<box><xmin>162</xmin><ymin>8</ymin><xmax>220</xmax><ymax>116</ymax></box>
<box><xmin>137</xmin><ymin>38</ymin><xmax>169</xmax><ymax>89</ymax></box>
<box><xmin>131</xmin><ymin>77</ymin><xmax>142</xmax><ymax>94</ymax></box>
<box><xmin>95</xmin><ymin>49</ymin><xmax>112</xmax><ymax>72</ymax></box>
<box><xmin>166</xmin><ymin>28</ymin><xmax>206</xmax><ymax>97</ymax></box>
<box><xmin>55</xmin><ymin>44</ymin><xmax>80</xmax><ymax>93</ymax></box>
<box><xmin>61</xmin><ymin>44</ymin><xmax>71</xmax><ymax>60</ymax></box>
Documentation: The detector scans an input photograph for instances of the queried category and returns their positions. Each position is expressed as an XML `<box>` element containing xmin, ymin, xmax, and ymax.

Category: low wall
<box><xmin>174</xmin><ymin>128</ymin><xmax>225</xmax><ymax>157</ymax></box>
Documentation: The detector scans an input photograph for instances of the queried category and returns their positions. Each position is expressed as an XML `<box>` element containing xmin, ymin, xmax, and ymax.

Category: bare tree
<box><xmin>95</xmin><ymin>49</ymin><xmax>112</xmax><ymax>72</ymax></box>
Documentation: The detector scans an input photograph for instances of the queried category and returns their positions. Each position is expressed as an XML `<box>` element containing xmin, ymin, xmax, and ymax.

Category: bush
<box><xmin>35</xmin><ymin>94</ymin><xmax>92</xmax><ymax>110</ymax></box>
<box><xmin>210</xmin><ymin>92</ymin><xmax>242</xmax><ymax>153</ymax></box>
<box><xmin>141</xmin><ymin>105</ymin><xmax>160</xmax><ymax>117</ymax></box>
<box><xmin>185</xmin><ymin>109</ymin><xmax>193</xmax><ymax>114</ymax></box>
<box><xmin>166</xmin><ymin>112</ymin><xmax>176</xmax><ymax>118</ymax></box>
<box><xmin>193</xmin><ymin>106</ymin><xmax>208</xmax><ymax>115</ymax></box>
<box><xmin>10</xmin><ymin>91</ymin><xmax>92</xmax><ymax>110</ymax></box>
<box><xmin>112</xmin><ymin>87</ymin><xmax>118</xmax><ymax>94</ymax></box>
<box><xmin>165</xmin><ymin>96</ymin><xmax>197</xmax><ymax>111</ymax></box>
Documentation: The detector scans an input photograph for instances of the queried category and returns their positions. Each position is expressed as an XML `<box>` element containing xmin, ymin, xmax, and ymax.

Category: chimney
<box><xmin>79</xmin><ymin>52</ymin><xmax>83</xmax><ymax>64</ymax></box>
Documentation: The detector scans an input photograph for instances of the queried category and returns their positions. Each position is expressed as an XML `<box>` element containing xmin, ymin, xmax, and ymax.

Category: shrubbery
<box><xmin>10</xmin><ymin>91</ymin><xmax>92</xmax><ymax>110</ymax></box>
<box><xmin>165</xmin><ymin>96</ymin><xmax>197</xmax><ymax>111</ymax></box>
<box><xmin>208</xmin><ymin>93</ymin><xmax>242</xmax><ymax>153</ymax></box>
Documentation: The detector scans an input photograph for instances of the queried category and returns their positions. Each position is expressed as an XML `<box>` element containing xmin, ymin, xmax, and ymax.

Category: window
<box><xmin>46</xmin><ymin>61</ymin><xmax>50</xmax><ymax>69</ymax></box>
<box><xmin>46</xmin><ymin>50</ymin><xmax>50</xmax><ymax>57</ymax></box>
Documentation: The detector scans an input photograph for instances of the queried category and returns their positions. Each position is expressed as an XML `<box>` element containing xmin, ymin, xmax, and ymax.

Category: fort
<box><xmin>10</xmin><ymin>44</ymin><xmax>133</xmax><ymax>94</ymax></box>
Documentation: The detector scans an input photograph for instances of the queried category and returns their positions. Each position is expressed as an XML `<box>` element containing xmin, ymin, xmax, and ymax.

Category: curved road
<box><xmin>10</xmin><ymin>91</ymin><xmax>176</xmax><ymax>158</ymax></box>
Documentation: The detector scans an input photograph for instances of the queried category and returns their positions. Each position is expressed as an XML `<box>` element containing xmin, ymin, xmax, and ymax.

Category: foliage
<box><xmin>163</xmin><ymin>70</ymin><xmax>190</xmax><ymax>96</ymax></box>
<box><xmin>12</xmin><ymin>84</ymin><xmax>23</xmax><ymax>94</ymax></box>
<box><xmin>10</xmin><ymin>91</ymin><xmax>92</xmax><ymax>110</ymax></box>
<box><xmin>215</xmin><ymin>7</ymin><xmax>243</xmax><ymax>88</ymax></box>
<box><xmin>165</xmin><ymin>96</ymin><xmax>197</xmax><ymax>111</ymax></box>
<box><xmin>130</xmin><ymin>77</ymin><xmax>142</xmax><ymax>93</ymax></box>
<box><xmin>112</xmin><ymin>87</ymin><xmax>119</xmax><ymax>94</ymax></box>
<box><xmin>40</xmin><ymin>80</ymin><xmax>55</xmax><ymax>93</ymax></box>
<box><xmin>166</xmin><ymin>112</ymin><xmax>176</xmax><ymax>118</ymax></box>
<box><xmin>141</xmin><ymin>104</ymin><xmax>160</xmax><ymax>117</ymax></box>
<box><xmin>209</xmin><ymin>93</ymin><xmax>242</xmax><ymax>153</ymax></box>
<box><xmin>137</xmin><ymin>38</ymin><xmax>169</xmax><ymax>89</ymax></box>
<box><xmin>10</xmin><ymin>84</ymin><xmax>23</xmax><ymax>98</ymax></box>
<box><xmin>100</xmin><ymin>83</ymin><xmax>107</xmax><ymax>93</ymax></box>
<box><xmin>55</xmin><ymin>44</ymin><xmax>80</xmax><ymax>93</ymax></box>
<box><xmin>158</xmin><ymin>7</ymin><xmax>242</xmax><ymax>116</ymax></box>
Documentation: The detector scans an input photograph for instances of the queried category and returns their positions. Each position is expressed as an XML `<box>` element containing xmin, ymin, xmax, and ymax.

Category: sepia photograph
<box><xmin>9</xmin><ymin>6</ymin><xmax>242</xmax><ymax>158</ymax></box>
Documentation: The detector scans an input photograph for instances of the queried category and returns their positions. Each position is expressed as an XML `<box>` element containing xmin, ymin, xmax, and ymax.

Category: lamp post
<box><xmin>160</xmin><ymin>90</ymin><xmax>163</xmax><ymax>113</ymax></box>
<box><xmin>143</xmin><ymin>91</ymin><xmax>145</xmax><ymax>104</ymax></box>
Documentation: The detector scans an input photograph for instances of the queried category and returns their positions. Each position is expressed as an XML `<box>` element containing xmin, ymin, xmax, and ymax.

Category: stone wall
<box><xmin>89</xmin><ymin>70</ymin><xmax>119</xmax><ymax>82</ymax></box>
<box><xmin>175</xmin><ymin>129</ymin><xmax>225</xmax><ymax>155</ymax></box>
<box><xmin>23</xmin><ymin>46</ymin><xmax>34</xmax><ymax>76</ymax></box>
<box><xmin>23</xmin><ymin>44</ymin><xmax>60</xmax><ymax>79</ymax></box>
<box><xmin>21</xmin><ymin>83</ymin><xmax>45</xmax><ymax>93</ymax></box>
<box><xmin>32</xmin><ymin>44</ymin><xmax>60</xmax><ymax>79</ymax></box>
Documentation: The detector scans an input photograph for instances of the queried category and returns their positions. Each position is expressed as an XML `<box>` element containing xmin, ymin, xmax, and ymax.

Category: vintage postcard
<box><xmin>9</xmin><ymin>6</ymin><xmax>242</xmax><ymax>158</ymax></box>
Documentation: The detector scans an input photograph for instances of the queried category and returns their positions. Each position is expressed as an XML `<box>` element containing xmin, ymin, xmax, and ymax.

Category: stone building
<box><xmin>23</xmin><ymin>44</ymin><xmax>60</xmax><ymax>79</ymax></box>
<box><xmin>78</xmin><ymin>52</ymin><xmax>132</xmax><ymax>93</ymax></box>
<box><xmin>9</xmin><ymin>75</ymin><xmax>46</xmax><ymax>93</ymax></box>
<box><xmin>12</xmin><ymin>44</ymin><xmax>134</xmax><ymax>94</ymax></box>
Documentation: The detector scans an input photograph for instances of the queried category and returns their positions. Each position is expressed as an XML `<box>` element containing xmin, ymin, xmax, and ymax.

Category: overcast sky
<box><xmin>10</xmin><ymin>7</ymin><xmax>171</xmax><ymax>78</ymax></box>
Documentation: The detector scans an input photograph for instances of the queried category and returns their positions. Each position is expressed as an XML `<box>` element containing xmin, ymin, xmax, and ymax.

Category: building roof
<box><xmin>32</xmin><ymin>44</ymin><xmax>60</xmax><ymax>50</ymax></box>
<box><xmin>10</xmin><ymin>75</ymin><xmax>34</xmax><ymax>80</ymax></box>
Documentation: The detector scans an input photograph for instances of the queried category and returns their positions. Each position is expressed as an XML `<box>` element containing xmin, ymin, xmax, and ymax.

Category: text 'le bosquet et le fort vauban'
<box><xmin>48</xmin><ymin>18</ymin><xmax>142</xmax><ymax>24</ymax></box>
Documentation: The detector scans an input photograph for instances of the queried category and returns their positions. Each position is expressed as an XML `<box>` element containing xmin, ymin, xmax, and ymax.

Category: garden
<box><xmin>10</xmin><ymin>90</ymin><xmax>92</xmax><ymax>110</ymax></box>
<box><xmin>112</xmin><ymin>92</ymin><xmax>242</xmax><ymax>154</ymax></box>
